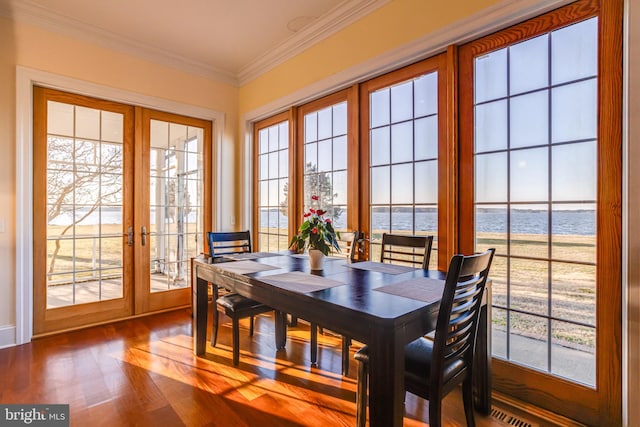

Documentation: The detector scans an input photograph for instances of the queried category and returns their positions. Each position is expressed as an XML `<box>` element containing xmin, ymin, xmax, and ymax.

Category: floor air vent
<box><xmin>491</xmin><ymin>407</ymin><xmax>538</xmax><ymax>427</ymax></box>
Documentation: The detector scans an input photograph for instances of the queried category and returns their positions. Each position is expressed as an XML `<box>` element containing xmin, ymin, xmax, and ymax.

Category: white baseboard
<box><xmin>0</xmin><ymin>325</ymin><xmax>16</xmax><ymax>349</ymax></box>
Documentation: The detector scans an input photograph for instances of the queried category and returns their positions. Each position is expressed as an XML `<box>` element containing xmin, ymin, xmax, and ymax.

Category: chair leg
<box><xmin>211</xmin><ymin>308</ymin><xmax>219</xmax><ymax>346</ymax></box>
<box><xmin>341</xmin><ymin>336</ymin><xmax>351</xmax><ymax>376</ymax></box>
<box><xmin>310</xmin><ymin>323</ymin><xmax>318</xmax><ymax>364</ymax></box>
<box><xmin>462</xmin><ymin>376</ymin><xmax>476</xmax><ymax>427</ymax></box>
<box><xmin>288</xmin><ymin>315</ymin><xmax>298</xmax><ymax>326</ymax></box>
<box><xmin>232</xmin><ymin>317</ymin><xmax>240</xmax><ymax>366</ymax></box>
<box><xmin>356</xmin><ymin>358</ymin><xmax>368</xmax><ymax>427</ymax></box>
<box><xmin>428</xmin><ymin>393</ymin><xmax>442</xmax><ymax>427</ymax></box>
<box><xmin>249</xmin><ymin>315</ymin><xmax>255</xmax><ymax>336</ymax></box>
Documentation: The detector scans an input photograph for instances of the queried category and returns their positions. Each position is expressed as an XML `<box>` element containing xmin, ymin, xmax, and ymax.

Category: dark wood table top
<box><xmin>192</xmin><ymin>252</ymin><xmax>491</xmax><ymax>427</ymax></box>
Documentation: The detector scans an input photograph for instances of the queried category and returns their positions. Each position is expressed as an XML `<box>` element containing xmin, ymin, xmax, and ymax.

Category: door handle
<box><xmin>141</xmin><ymin>226</ymin><xmax>148</xmax><ymax>246</ymax></box>
<box><xmin>125</xmin><ymin>226</ymin><xmax>134</xmax><ymax>246</ymax></box>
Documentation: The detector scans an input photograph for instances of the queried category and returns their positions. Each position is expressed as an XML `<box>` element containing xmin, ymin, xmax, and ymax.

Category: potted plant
<box><xmin>289</xmin><ymin>195</ymin><xmax>340</xmax><ymax>270</ymax></box>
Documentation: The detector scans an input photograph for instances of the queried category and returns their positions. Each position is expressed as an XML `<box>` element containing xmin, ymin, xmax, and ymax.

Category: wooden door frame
<box><xmin>32</xmin><ymin>87</ymin><xmax>136</xmax><ymax>335</ymax></box>
<box><xmin>458</xmin><ymin>0</ymin><xmax>622</xmax><ymax>423</ymax></box>
<box><xmin>358</xmin><ymin>53</ymin><xmax>452</xmax><ymax>271</ymax></box>
<box><xmin>135</xmin><ymin>108</ymin><xmax>212</xmax><ymax>314</ymax></box>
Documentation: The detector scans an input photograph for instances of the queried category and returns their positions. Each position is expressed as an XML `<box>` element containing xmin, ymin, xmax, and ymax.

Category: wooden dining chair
<box><xmin>208</xmin><ymin>230</ymin><xmax>273</xmax><ymax>366</ymax></box>
<box><xmin>380</xmin><ymin>233</ymin><xmax>434</xmax><ymax>269</ymax></box>
<box><xmin>310</xmin><ymin>230</ymin><xmax>363</xmax><ymax>375</ymax></box>
<box><xmin>354</xmin><ymin>248</ymin><xmax>495</xmax><ymax>427</ymax></box>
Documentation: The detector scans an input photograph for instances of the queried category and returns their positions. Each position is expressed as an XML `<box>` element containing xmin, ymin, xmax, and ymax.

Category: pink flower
<box><xmin>312</xmin><ymin>227</ymin><xmax>318</xmax><ymax>234</ymax></box>
<box><xmin>311</xmin><ymin>195</ymin><xmax>318</xmax><ymax>201</ymax></box>
<box><xmin>325</xmin><ymin>218</ymin><xmax>332</xmax><ymax>223</ymax></box>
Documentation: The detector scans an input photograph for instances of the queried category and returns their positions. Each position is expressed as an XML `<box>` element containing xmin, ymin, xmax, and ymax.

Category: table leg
<box><xmin>473</xmin><ymin>290</ymin><xmax>492</xmax><ymax>414</ymax></box>
<box><xmin>367</xmin><ymin>329</ymin><xmax>404</xmax><ymax>427</ymax></box>
<box><xmin>193</xmin><ymin>271</ymin><xmax>209</xmax><ymax>356</ymax></box>
<box><xmin>275</xmin><ymin>311</ymin><xmax>288</xmax><ymax>350</ymax></box>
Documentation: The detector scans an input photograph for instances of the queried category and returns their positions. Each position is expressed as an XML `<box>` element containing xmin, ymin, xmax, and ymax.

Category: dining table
<box><xmin>191</xmin><ymin>252</ymin><xmax>491</xmax><ymax>427</ymax></box>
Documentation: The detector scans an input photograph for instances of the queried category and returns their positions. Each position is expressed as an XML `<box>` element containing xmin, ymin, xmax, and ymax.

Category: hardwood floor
<box><xmin>0</xmin><ymin>307</ymin><xmax>580</xmax><ymax>426</ymax></box>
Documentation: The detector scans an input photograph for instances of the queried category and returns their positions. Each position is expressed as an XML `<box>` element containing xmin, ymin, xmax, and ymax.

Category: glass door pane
<box><xmin>256</xmin><ymin>120</ymin><xmax>289</xmax><ymax>252</ymax></box>
<box><xmin>368</xmin><ymin>73</ymin><xmax>439</xmax><ymax>267</ymax></box>
<box><xmin>303</xmin><ymin>101</ymin><xmax>348</xmax><ymax>243</ymax></box>
<box><xmin>46</xmin><ymin>101</ymin><xmax>125</xmax><ymax>307</ymax></box>
<box><xmin>473</xmin><ymin>18</ymin><xmax>598</xmax><ymax>387</ymax></box>
<box><xmin>149</xmin><ymin>120</ymin><xmax>204</xmax><ymax>293</ymax></box>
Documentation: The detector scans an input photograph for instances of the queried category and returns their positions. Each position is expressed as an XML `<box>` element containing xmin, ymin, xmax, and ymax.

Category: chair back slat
<box><xmin>380</xmin><ymin>233</ymin><xmax>434</xmax><ymax>269</ymax></box>
<box><xmin>207</xmin><ymin>231</ymin><xmax>252</xmax><ymax>255</ymax></box>
<box><xmin>430</xmin><ymin>248</ymin><xmax>495</xmax><ymax>392</ymax></box>
<box><xmin>332</xmin><ymin>230</ymin><xmax>364</xmax><ymax>262</ymax></box>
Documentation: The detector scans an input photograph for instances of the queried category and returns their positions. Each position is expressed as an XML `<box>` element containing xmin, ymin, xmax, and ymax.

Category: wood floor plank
<box><xmin>0</xmin><ymin>307</ymin><xmax>580</xmax><ymax>426</ymax></box>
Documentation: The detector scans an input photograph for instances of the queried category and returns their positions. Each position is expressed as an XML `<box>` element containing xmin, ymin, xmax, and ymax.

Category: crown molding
<box><xmin>1</xmin><ymin>0</ymin><xmax>239</xmax><ymax>85</ymax></box>
<box><xmin>243</xmin><ymin>0</ymin><xmax>574</xmax><ymax>122</ymax></box>
<box><xmin>237</xmin><ymin>0</ymin><xmax>391</xmax><ymax>86</ymax></box>
<box><xmin>0</xmin><ymin>0</ymin><xmax>390</xmax><ymax>87</ymax></box>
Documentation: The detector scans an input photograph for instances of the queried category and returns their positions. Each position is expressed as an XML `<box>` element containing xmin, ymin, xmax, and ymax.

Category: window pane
<box><xmin>509</xmin><ymin>312</ymin><xmax>548</xmax><ymax>371</ymax></box>
<box><xmin>333</xmin><ymin>136</ymin><xmax>347</xmax><ymax>170</ymax></box>
<box><xmin>268</xmin><ymin>125</ymin><xmax>278</xmax><ymax>152</ymax></box>
<box><xmin>48</xmin><ymin>101</ymin><xmax>74</xmax><ymax>136</ymax></box>
<box><xmin>371</xmin><ymin>127</ymin><xmax>390</xmax><ymax>166</ymax></box>
<box><xmin>475</xmin><ymin>152</ymin><xmax>507</xmax><ymax>202</ymax></box>
<box><xmin>391</xmin><ymin>122</ymin><xmax>413</xmax><ymax>164</ymax></box>
<box><xmin>391</xmin><ymin>81</ymin><xmax>413</xmax><ymax>123</ymax></box>
<box><xmin>278</xmin><ymin>122</ymin><xmax>289</xmax><ymax>149</ymax></box>
<box><xmin>552</xmin><ymin>203</ymin><xmax>596</xmax><ymax>263</ymax></box>
<box><xmin>511</xmin><ymin>205</ymin><xmax>549</xmax><ymax>259</ymax></box>
<box><xmin>371</xmin><ymin>166</ymin><xmax>390</xmax><ymax>204</ymax></box>
<box><xmin>475</xmin><ymin>48</ymin><xmax>507</xmax><ymax>103</ymax></box>
<box><xmin>75</xmin><ymin>106</ymin><xmax>100</xmax><ymax>140</ymax></box>
<box><xmin>333</xmin><ymin>102</ymin><xmax>347</xmax><ymax>135</ymax></box>
<box><xmin>475</xmin><ymin>100</ymin><xmax>508</xmax><ymax>152</ymax></box>
<box><xmin>510</xmin><ymin>147</ymin><xmax>548</xmax><ymax>202</ymax></box>
<box><xmin>476</xmin><ymin>206</ymin><xmax>508</xmax><ymax>254</ymax></box>
<box><xmin>279</xmin><ymin>149</ymin><xmax>288</xmax><ymax>178</ymax></box>
<box><xmin>268</xmin><ymin>152</ymin><xmax>278</xmax><ymax>179</ymax></box>
<box><xmin>391</xmin><ymin>163</ymin><xmax>413</xmax><ymax>204</ymax></box>
<box><xmin>259</xmin><ymin>129</ymin><xmax>268</xmax><ymax>153</ymax></box>
<box><xmin>317</xmin><ymin>139</ymin><xmax>332</xmax><ymax>172</ymax></box>
<box><xmin>414</xmin><ymin>116</ymin><xmax>438</xmax><ymax>160</ymax></box>
<box><xmin>551</xmin><ymin>79</ymin><xmax>597</xmax><ymax>143</ymax></box>
<box><xmin>510</xmin><ymin>34</ymin><xmax>549</xmax><ymax>95</ymax></box>
<box><xmin>333</xmin><ymin>171</ymin><xmax>347</xmax><ymax>204</ymax></box>
<box><xmin>552</xmin><ymin>18</ymin><xmax>598</xmax><ymax>85</ymax></box>
<box><xmin>552</xmin><ymin>142</ymin><xmax>596</xmax><ymax>201</ymax></box>
<box><xmin>415</xmin><ymin>160</ymin><xmax>437</xmax><ymax>204</ymax></box>
<box><xmin>305</xmin><ymin>142</ymin><xmax>317</xmax><ymax>170</ymax></box>
<box><xmin>305</xmin><ymin>112</ymin><xmax>317</xmax><ymax>143</ymax></box>
<box><xmin>414</xmin><ymin>72</ymin><xmax>438</xmax><ymax>117</ymax></box>
<box><xmin>318</xmin><ymin>107</ymin><xmax>332</xmax><ymax>140</ymax></box>
<box><xmin>371</xmin><ymin>88</ymin><xmax>390</xmax><ymax>128</ymax></box>
<box><xmin>551</xmin><ymin>320</ymin><xmax>595</xmax><ymax>386</ymax></box>
<box><xmin>511</xmin><ymin>90</ymin><xmax>549</xmax><ymax>148</ymax></box>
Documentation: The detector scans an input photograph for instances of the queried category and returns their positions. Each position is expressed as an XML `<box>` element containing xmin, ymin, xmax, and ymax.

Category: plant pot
<box><xmin>309</xmin><ymin>248</ymin><xmax>325</xmax><ymax>270</ymax></box>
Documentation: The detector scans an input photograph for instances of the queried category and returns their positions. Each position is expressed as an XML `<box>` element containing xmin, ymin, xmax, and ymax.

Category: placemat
<box><xmin>347</xmin><ymin>261</ymin><xmax>417</xmax><ymax>274</ymax></box>
<box><xmin>222</xmin><ymin>252</ymin><xmax>282</xmax><ymax>260</ymax></box>
<box><xmin>214</xmin><ymin>260</ymin><xmax>280</xmax><ymax>275</ymax></box>
<box><xmin>374</xmin><ymin>277</ymin><xmax>445</xmax><ymax>303</ymax></box>
<box><xmin>258</xmin><ymin>271</ymin><xmax>346</xmax><ymax>293</ymax></box>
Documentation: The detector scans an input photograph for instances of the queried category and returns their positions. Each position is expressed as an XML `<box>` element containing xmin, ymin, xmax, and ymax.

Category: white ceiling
<box><xmin>0</xmin><ymin>0</ymin><xmax>388</xmax><ymax>85</ymax></box>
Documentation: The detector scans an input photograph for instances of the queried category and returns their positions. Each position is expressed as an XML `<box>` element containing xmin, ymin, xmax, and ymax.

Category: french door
<box><xmin>459</xmin><ymin>0</ymin><xmax>622</xmax><ymax>423</ymax></box>
<box><xmin>33</xmin><ymin>88</ymin><xmax>211</xmax><ymax>335</ymax></box>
